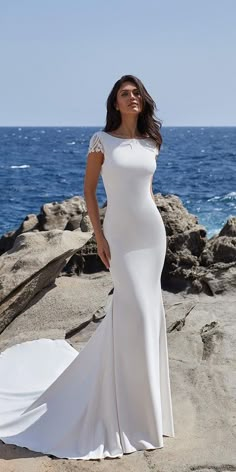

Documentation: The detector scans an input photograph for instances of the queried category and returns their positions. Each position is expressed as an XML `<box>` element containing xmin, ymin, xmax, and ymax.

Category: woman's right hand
<box><xmin>96</xmin><ymin>234</ymin><xmax>111</xmax><ymax>270</ymax></box>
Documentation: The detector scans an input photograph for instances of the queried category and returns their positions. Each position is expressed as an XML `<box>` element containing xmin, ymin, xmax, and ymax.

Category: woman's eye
<box><xmin>121</xmin><ymin>90</ymin><xmax>140</xmax><ymax>97</ymax></box>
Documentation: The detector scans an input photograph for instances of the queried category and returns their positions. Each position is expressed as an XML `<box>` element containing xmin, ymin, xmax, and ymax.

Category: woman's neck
<box><xmin>116</xmin><ymin>115</ymin><xmax>140</xmax><ymax>138</ymax></box>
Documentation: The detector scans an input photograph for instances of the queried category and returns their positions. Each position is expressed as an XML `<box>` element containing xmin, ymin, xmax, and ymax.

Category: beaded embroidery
<box><xmin>87</xmin><ymin>133</ymin><xmax>104</xmax><ymax>154</ymax></box>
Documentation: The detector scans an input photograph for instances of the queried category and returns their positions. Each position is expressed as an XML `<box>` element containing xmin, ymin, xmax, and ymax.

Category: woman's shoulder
<box><xmin>87</xmin><ymin>130</ymin><xmax>104</xmax><ymax>154</ymax></box>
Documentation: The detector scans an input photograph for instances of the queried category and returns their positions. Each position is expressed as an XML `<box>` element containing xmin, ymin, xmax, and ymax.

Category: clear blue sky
<box><xmin>0</xmin><ymin>0</ymin><xmax>235</xmax><ymax>126</ymax></box>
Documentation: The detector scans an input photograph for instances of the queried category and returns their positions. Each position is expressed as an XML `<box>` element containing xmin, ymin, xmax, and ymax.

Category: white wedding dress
<box><xmin>0</xmin><ymin>130</ymin><xmax>175</xmax><ymax>460</ymax></box>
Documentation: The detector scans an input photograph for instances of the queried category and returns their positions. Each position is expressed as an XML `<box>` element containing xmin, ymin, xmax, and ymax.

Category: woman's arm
<box><xmin>83</xmin><ymin>150</ymin><xmax>104</xmax><ymax>243</ymax></box>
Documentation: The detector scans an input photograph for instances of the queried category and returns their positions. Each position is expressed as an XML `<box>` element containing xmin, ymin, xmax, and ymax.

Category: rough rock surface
<box><xmin>0</xmin><ymin>195</ymin><xmax>93</xmax><ymax>255</ymax></box>
<box><xmin>1</xmin><ymin>194</ymin><xmax>235</xmax><ymax>294</ymax></box>
<box><xmin>0</xmin><ymin>229</ymin><xmax>93</xmax><ymax>334</ymax></box>
<box><xmin>0</xmin><ymin>273</ymin><xmax>235</xmax><ymax>471</ymax></box>
<box><xmin>151</xmin><ymin>195</ymin><xmax>236</xmax><ymax>294</ymax></box>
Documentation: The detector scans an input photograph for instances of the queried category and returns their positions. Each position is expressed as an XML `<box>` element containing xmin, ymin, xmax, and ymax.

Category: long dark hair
<box><xmin>103</xmin><ymin>74</ymin><xmax>163</xmax><ymax>149</ymax></box>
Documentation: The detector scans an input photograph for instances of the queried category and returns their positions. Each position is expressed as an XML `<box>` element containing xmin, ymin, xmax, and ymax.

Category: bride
<box><xmin>0</xmin><ymin>74</ymin><xmax>175</xmax><ymax>460</ymax></box>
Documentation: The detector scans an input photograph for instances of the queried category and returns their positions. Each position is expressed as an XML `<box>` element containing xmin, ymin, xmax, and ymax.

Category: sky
<box><xmin>0</xmin><ymin>0</ymin><xmax>235</xmax><ymax>126</ymax></box>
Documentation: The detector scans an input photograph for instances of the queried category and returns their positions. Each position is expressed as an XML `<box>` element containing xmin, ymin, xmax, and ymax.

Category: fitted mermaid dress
<box><xmin>0</xmin><ymin>130</ymin><xmax>175</xmax><ymax>460</ymax></box>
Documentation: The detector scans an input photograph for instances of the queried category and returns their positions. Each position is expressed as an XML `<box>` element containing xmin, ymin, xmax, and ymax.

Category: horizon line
<box><xmin>0</xmin><ymin>125</ymin><xmax>236</xmax><ymax>128</ymax></box>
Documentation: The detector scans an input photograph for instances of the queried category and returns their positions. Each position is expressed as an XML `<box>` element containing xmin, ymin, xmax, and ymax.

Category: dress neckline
<box><xmin>101</xmin><ymin>131</ymin><xmax>149</xmax><ymax>141</ymax></box>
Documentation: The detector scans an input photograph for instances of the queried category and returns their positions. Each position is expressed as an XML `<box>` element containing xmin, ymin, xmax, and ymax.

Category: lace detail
<box><xmin>87</xmin><ymin>132</ymin><xmax>104</xmax><ymax>154</ymax></box>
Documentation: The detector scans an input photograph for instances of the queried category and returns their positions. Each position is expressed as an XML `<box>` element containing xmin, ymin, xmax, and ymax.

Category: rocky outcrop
<box><xmin>200</xmin><ymin>217</ymin><xmax>236</xmax><ymax>265</ymax></box>
<box><xmin>0</xmin><ymin>196</ymin><xmax>93</xmax><ymax>255</ymax></box>
<box><xmin>0</xmin><ymin>194</ymin><xmax>235</xmax><ymax>296</ymax></box>
<box><xmin>152</xmin><ymin>195</ymin><xmax>236</xmax><ymax>295</ymax></box>
<box><xmin>152</xmin><ymin>194</ymin><xmax>207</xmax><ymax>292</ymax></box>
<box><xmin>0</xmin><ymin>229</ymin><xmax>93</xmax><ymax>334</ymax></box>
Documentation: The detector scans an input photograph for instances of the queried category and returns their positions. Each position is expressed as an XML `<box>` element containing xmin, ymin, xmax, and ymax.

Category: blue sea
<box><xmin>0</xmin><ymin>126</ymin><xmax>235</xmax><ymax>239</ymax></box>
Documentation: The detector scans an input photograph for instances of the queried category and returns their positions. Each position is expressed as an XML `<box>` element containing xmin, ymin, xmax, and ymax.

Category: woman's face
<box><xmin>115</xmin><ymin>81</ymin><xmax>143</xmax><ymax>115</ymax></box>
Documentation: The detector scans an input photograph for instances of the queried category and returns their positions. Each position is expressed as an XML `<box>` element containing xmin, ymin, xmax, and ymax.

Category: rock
<box><xmin>0</xmin><ymin>278</ymin><xmax>235</xmax><ymax>469</ymax></box>
<box><xmin>0</xmin><ymin>229</ymin><xmax>93</xmax><ymax>334</ymax></box>
<box><xmin>0</xmin><ymin>193</ymin><xmax>235</xmax><ymax>295</ymax></box>
<box><xmin>200</xmin><ymin>217</ymin><xmax>236</xmax><ymax>266</ymax></box>
<box><xmin>201</xmin><ymin>235</ymin><xmax>236</xmax><ymax>265</ymax></box>
<box><xmin>18</xmin><ymin>213</ymin><xmax>39</xmax><ymax>233</ymax></box>
<box><xmin>0</xmin><ymin>272</ymin><xmax>113</xmax><ymax>353</ymax></box>
<box><xmin>200</xmin><ymin>262</ymin><xmax>236</xmax><ymax>295</ymax></box>
<box><xmin>62</xmin><ymin>207</ymin><xmax>107</xmax><ymax>275</ymax></box>
<box><xmin>154</xmin><ymin>193</ymin><xmax>199</xmax><ymax>235</ymax></box>
<box><xmin>0</xmin><ymin>215</ymin><xmax>39</xmax><ymax>255</ymax></box>
<box><xmin>196</xmin><ymin>217</ymin><xmax>236</xmax><ymax>293</ymax></box>
<box><xmin>152</xmin><ymin>194</ymin><xmax>207</xmax><ymax>293</ymax></box>
<box><xmin>0</xmin><ymin>196</ymin><xmax>92</xmax><ymax>255</ymax></box>
<box><xmin>219</xmin><ymin>216</ymin><xmax>236</xmax><ymax>237</ymax></box>
<box><xmin>0</xmin><ymin>230</ymin><xmax>16</xmax><ymax>255</ymax></box>
<box><xmin>151</xmin><ymin>195</ymin><xmax>235</xmax><ymax>295</ymax></box>
<box><xmin>38</xmin><ymin>196</ymin><xmax>89</xmax><ymax>231</ymax></box>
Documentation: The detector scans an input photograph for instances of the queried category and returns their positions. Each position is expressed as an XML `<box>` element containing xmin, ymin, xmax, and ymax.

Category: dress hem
<box><xmin>0</xmin><ymin>435</ymin><xmax>173</xmax><ymax>461</ymax></box>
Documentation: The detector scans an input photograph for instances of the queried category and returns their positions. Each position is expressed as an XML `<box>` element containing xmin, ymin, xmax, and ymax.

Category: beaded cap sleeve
<box><xmin>87</xmin><ymin>132</ymin><xmax>104</xmax><ymax>155</ymax></box>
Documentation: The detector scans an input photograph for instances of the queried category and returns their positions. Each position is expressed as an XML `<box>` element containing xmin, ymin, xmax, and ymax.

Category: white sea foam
<box><xmin>222</xmin><ymin>192</ymin><xmax>236</xmax><ymax>200</ymax></box>
<box><xmin>207</xmin><ymin>196</ymin><xmax>221</xmax><ymax>201</ymax></box>
<box><xmin>11</xmin><ymin>165</ymin><xmax>30</xmax><ymax>169</ymax></box>
<box><xmin>208</xmin><ymin>192</ymin><xmax>236</xmax><ymax>202</ymax></box>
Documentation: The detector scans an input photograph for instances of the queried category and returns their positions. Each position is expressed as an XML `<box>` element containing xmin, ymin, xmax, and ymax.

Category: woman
<box><xmin>84</xmin><ymin>74</ymin><xmax>175</xmax><ymax>453</ymax></box>
<box><xmin>0</xmin><ymin>75</ymin><xmax>175</xmax><ymax>461</ymax></box>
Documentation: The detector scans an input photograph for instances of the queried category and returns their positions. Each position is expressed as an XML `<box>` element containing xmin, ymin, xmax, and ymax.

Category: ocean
<box><xmin>0</xmin><ymin>126</ymin><xmax>235</xmax><ymax>239</ymax></box>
